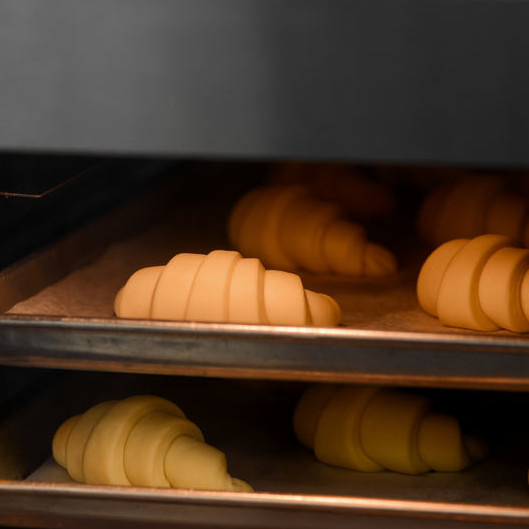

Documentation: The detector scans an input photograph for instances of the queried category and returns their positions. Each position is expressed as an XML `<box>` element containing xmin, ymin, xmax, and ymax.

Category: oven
<box><xmin>1</xmin><ymin>2</ymin><xmax>529</xmax><ymax>528</ymax></box>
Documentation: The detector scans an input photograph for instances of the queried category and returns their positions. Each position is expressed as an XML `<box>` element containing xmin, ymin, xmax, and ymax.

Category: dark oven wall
<box><xmin>1</xmin><ymin>0</ymin><xmax>529</xmax><ymax>167</ymax></box>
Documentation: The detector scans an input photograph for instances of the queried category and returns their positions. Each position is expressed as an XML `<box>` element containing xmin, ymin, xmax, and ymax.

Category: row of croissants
<box><xmin>53</xmin><ymin>166</ymin><xmax>516</xmax><ymax>492</ymax></box>
<box><xmin>115</xmin><ymin>165</ymin><xmax>398</xmax><ymax>328</ymax></box>
<box><xmin>115</xmin><ymin>164</ymin><xmax>529</xmax><ymax>333</ymax></box>
<box><xmin>52</xmin><ymin>384</ymin><xmax>488</xmax><ymax>491</ymax></box>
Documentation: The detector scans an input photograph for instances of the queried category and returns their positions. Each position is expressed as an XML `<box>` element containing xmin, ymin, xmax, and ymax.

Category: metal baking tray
<box><xmin>0</xmin><ymin>169</ymin><xmax>529</xmax><ymax>391</ymax></box>
<box><xmin>1</xmin><ymin>371</ymin><xmax>529</xmax><ymax>528</ymax></box>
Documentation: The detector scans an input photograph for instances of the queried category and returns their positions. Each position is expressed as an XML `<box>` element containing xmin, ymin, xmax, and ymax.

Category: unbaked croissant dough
<box><xmin>293</xmin><ymin>384</ymin><xmax>487</xmax><ymax>475</ymax></box>
<box><xmin>417</xmin><ymin>234</ymin><xmax>529</xmax><ymax>332</ymax></box>
<box><xmin>270</xmin><ymin>162</ymin><xmax>396</xmax><ymax>220</ymax></box>
<box><xmin>417</xmin><ymin>175</ymin><xmax>529</xmax><ymax>247</ymax></box>
<box><xmin>114</xmin><ymin>250</ymin><xmax>342</xmax><ymax>327</ymax></box>
<box><xmin>228</xmin><ymin>185</ymin><xmax>397</xmax><ymax>277</ymax></box>
<box><xmin>52</xmin><ymin>395</ymin><xmax>253</xmax><ymax>492</ymax></box>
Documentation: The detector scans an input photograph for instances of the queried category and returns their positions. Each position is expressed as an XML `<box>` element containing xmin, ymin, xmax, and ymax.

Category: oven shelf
<box><xmin>0</xmin><ymin>169</ymin><xmax>529</xmax><ymax>391</ymax></box>
<box><xmin>1</xmin><ymin>372</ymin><xmax>528</xmax><ymax>529</ymax></box>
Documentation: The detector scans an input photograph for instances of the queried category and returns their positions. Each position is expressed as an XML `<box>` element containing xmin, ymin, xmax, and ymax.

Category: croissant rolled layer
<box><xmin>228</xmin><ymin>185</ymin><xmax>397</xmax><ymax>277</ymax></box>
<box><xmin>270</xmin><ymin>162</ymin><xmax>396</xmax><ymax>220</ymax></box>
<box><xmin>417</xmin><ymin>234</ymin><xmax>529</xmax><ymax>332</ymax></box>
<box><xmin>114</xmin><ymin>250</ymin><xmax>342</xmax><ymax>327</ymax></box>
<box><xmin>52</xmin><ymin>395</ymin><xmax>253</xmax><ymax>492</ymax></box>
<box><xmin>293</xmin><ymin>384</ymin><xmax>487</xmax><ymax>475</ymax></box>
<box><xmin>417</xmin><ymin>175</ymin><xmax>529</xmax><ymax>247</ymax></box>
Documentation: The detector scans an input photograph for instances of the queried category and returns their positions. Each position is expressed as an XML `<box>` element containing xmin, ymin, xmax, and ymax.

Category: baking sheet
<box><xmin>3</xmin><ymin>372</ymin><xmax>529</xmax><ymax>528</ymax></box>
<box><xmin>5</xmin><ymin>216</ymin><xmax>428</xmax><ymax>330</ymax></box>
<box><xmin>1</xmin><ymin>179</ymin><xmax>514</xmax><ymax>335</ymax></box>
<box><xmin>2</xmin><ymin>184</ymin><xmax>435</xmax><ymax>331</ymax></box>
<box><xmin>1</xmin><ymin>179</ymin><xmax>529</xmax><ymax>389</ymax></box>
<box><xmin>23</xmin><ymin>374</ymin><xmax>529</xmax><ymax>504</ymax></box>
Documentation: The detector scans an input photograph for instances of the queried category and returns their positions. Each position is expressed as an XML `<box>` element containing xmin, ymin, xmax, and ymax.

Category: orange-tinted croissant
<box><xmin>229</xmin><ymin>185</ymin><xmax>397</xmax><ymax>277</ymax></box>
<box><xmin>115</xmin><ymin>250</ymin><xmax>341</xmax><ymax>327</ymax></box>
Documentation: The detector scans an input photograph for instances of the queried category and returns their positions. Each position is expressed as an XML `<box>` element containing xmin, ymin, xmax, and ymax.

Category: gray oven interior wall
<box><xmin>0</xmin><ymin>0</ymin><xmax>528</xmax><ymax>167</ymax></box>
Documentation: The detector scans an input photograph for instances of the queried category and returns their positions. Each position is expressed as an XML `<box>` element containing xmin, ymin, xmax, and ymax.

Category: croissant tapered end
<box><xmin>230</xmin><ymin>477</ymin><xmax>254</xmax><ymax>492</ymax></box>
<box><xmin>114</xmin><ymin>288</ymin><xmax>124</xmax><ymax>317</ymax></box>
<box><xmin>164</xmin><ymin>434</ymin><xmax>254</xmax><ymax>492</ymax></box>
<box><xmin>417</xmin><ymin>413</ymin><xmax>471</xmax><ymax>472</ymax></box>
<box><xmin>364</xmin><ymin>243</ymin><xmax>398</xmax><ymax>276</ymax></box>
<box><xmin>229</xmin><ymin>185</ymin><xmax>397</xmax><ymax>277</ymax></box>
<box><xmin>114</xmin><ymin>266</ymin><xmax>164</xmax><ymax>319</ymax></box>
<box><xmin>305</xmin><ymin>291</ymin><xmax>342</xmax><ymax>327</ymax></box>
<box><xmin>115</xmin><ymin>250</ymin><xmax>341</xmax><ymax>327</ymax></box>
<box><xmin>52</xmin><ymin>414</ymin><xmax>79</xmax><ymax>469</ymax></box>
<box><xmin>464</xmin><ymin>433</ymin><xmax>490</xmax><ymax>463</ymax></box>
<box><xmin>417</xmin><ymin>234</ymin><xmax>529</xmax><ymax>333</ymax></box>
<box><xmin>293</xmin><ymin>383</ymin><xmax>337</xmax><ymax>450</ymax></box>
<box><xmin>52</xmin><ymin>395</ymin><xmax>251</xmax><ymax>492</ymax></box>
<box><xmin>294</xmin><ymin>384</ymin><xmax>487</xmax><ymax>475</ymax></box>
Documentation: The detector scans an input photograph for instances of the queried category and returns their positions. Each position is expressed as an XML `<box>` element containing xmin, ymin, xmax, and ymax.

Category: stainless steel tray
<box><xmin>1</xmin><ymin>175</ymin><xmax>529</xmax><ymax>391</ymax></box>
<box><xmin>1</xmin><ymin>372</ymin><xmax>529</xmax><ymax>528</ymax></box>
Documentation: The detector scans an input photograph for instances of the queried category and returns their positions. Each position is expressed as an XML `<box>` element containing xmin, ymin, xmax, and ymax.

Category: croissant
<box><xmin>417</xmin><ymin>234</ymin><xmax>529</xmax><ymax>333</ymax></box>
<box><xmin>114</xmin><ymin>250</ymin><xmax>341</xmax><ymax>327</ymax></box>
<box><xmin>52</xmin><ymin>395</ymin><xmax>253</xmax><ymax>491</ymax></box>
<box><xmin>293</xmin><ymin>384</ymin><xmax>487</xmax><ymax>475</ymax></box>
<box><xmin>417</xmin><ymin>175</ymin><xmax>529</xmax><ymax>247</ymax></box>
<box><xmin>270</xmin><ymin>162</ymin><xmax>396</xmax><ymax>220</ymax></box>
<box><xmin>228</xmin><ymin>184</ymin><xmax>397</xmax><ymax>277</ymax></box>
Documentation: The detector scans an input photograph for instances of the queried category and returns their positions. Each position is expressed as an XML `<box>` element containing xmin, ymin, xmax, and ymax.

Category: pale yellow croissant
<box><xmin>294</xmin><ymin>384</ymin><xmax>487</xmax><ymax>475</ymax></box>
<box><xmin>114</xmin><ymin>250</ymin><xmax>341</xmax><ymax>327</ymax></box>
<box><xmin>52</xmin><ymin>395</ymin><xmax>253</xmax><ymax>492</ymax></box>
<box><xmin>417</xmin><ymin>234</ymin><xmax>529</xmax><ymax>333</ymax></box>
<box><xmin>417</xmin><ymin>175</ymin><xmax>529</xmax><ymax>247</ymax></box>
<box><xmin>228</xmin><ymin>185</ymin><xmax>397</xmax><ymax>277</ymax></box>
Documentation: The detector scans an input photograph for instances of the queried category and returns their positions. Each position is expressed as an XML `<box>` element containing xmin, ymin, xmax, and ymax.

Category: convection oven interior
<box><xmin>1</xmin><ymin>155</ymin><xmax>529</xmax><ymax>528</ymax></box>
<box><xmin>2</xmin><ymin>0</ymin><xmax>529</xmax><ymax>526</ymax></box>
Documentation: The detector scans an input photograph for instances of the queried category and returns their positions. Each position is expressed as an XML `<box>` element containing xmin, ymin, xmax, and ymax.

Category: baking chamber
<box><xmin>2</xmin><ymin>0</ymin><xmax>529</xmax><ymax>526</ymax></box>
<box><xmin>0</xmin><ymin>159</ymin><xmax>528</xmax><ymax>527</ymax></box>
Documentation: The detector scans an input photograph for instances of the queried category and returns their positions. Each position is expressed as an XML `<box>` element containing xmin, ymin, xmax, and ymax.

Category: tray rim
<box><xmin>2</xmin><ymin>479</ymin><xmax>529</xmax><ymax>526</ymax></box>
<box><xmin>1</xmin><ymin>167</ymin><xmax>529</xmax><ymax>390</ymax></box>
<box><xmin>1</xmin><ymin>314</ymin><xmax>529</xmax><ymax>391</ymax></box>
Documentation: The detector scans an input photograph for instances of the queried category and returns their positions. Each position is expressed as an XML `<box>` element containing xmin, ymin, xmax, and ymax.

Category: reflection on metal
<box><xmin>0</xmin><ymin>472</ymin><xmax>528</xmax><ymax>528</ymax></box>
<box><xmin>0</xmin><ymin>315</ymin><xmax>529</xmax><ymax>391</ymax></box>
<box><xmin>0</xmin><ymin>172</ymin><xmax>528</xmax><ymax>391</ymax></box>
<box><xmin>0</xmin><ymin>174</ymin><xmax>83</xmax><ymax>198</ymax></box>
<box><xmin>1</xmin><ymin>367</ymin><xmax>528</xmax><ymax>528</ymax></box>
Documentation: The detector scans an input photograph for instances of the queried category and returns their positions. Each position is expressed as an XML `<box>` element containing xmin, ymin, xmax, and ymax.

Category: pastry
<box><xmin>294</xmin><ymin>384</ymin><xmax>487</xmax><ymax>475</ymax></box>
<box><xmin>114</xmin><ymin>250</ymin><xmax>341</xmax><ymax>327</ymax></box>
<box><xmin>52</xmin><ymin>395</ymin><xmax>252</xmax><ymax>491</ymax></box>
<box><xmin>417</xmin><ymin>234</ymin><xmax>529</xmax><ymax>332</ymax></box>
<box><xmin>228</xmin><ymin>185</ymin><xmax>397</xmax><ymax>277</ymax></box>
<box><xmin>270</xmin><ymin>162</ymin><xmax>396</xmax><ymax>220</ymax></box>
<box><xmin>417</xmin><ymin>176</ymin><xmax>529</xmax><ymax>247</ymax></box>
